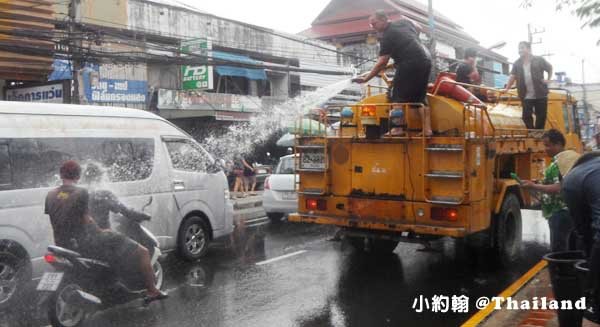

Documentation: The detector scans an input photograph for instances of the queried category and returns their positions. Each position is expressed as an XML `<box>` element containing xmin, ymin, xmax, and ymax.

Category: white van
<box><xmin>0</xmin><ymin>102</ymin><xmax>234</xmax><ymax>308</ymax></box>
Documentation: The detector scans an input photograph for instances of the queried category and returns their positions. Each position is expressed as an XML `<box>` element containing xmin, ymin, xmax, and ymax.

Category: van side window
<box><xmin>88</xmin><ymin>139</ymin><xmax>154</xmax><ymax>182</ymax></box>
<box><xmin>2</xmin><ymin>138</ymin><xmax>155</xmax><ymax>191</ymax></box>
<box><xmin>165</xmin><ymin>140</ymin><xmax>209</xmax><ymax>172</ymax></box>
<box><xmin>10</xmin><ymin>139</ymin><xmax>42</xmax><ymax>189</ymax></box>
<box><xmin>0</xmin><ymin>144</ymin><xmax>11</xmax><ymax>188</ymax></box>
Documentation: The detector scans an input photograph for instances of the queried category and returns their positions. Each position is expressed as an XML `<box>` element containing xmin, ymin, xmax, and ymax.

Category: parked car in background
<box><xmin>253</xmin><ymin>164</ymin><xmax>272</xmax><ymax>191</ymax></box>
<box><xmin>262</xmin><ymin>154</ymin><xmax>297</xmax><ymax>222</ymax></box>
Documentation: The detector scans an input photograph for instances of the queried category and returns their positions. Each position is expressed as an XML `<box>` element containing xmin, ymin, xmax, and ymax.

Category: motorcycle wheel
<box><xmin>48</xmin><ymin>283</ymin><xmax>86</xmax><ymax>327</ymax></box>
<box><xmin>153</xmin><ymin>261</ymin><xmax>164</xmax><ymax>290</ymax></box>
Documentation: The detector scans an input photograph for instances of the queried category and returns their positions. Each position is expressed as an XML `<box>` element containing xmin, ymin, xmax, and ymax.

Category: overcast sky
<box><xmin>181</xmin><ymin>0</ymin><xmax>600</xmax><ymax>83</ymax></box>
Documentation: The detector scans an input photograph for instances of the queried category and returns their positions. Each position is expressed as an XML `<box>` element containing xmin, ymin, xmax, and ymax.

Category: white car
<box><xmin>262</xmin><ymin>155</ymin><xmax>297</xmax><ymax>222</ymax></box>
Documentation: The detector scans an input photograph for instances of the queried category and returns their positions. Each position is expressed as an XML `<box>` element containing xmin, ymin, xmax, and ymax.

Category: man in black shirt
<box><xmin>455</xmin><ymin>48</ymin><xmax>486</xmax><ymax>101</ymax></box>
<box><xmin>83</xmin><ymin>163</ymin><xmax>150</xmax><ymax>230</ymax></box>
<box><xmin>455</xmin><ymin>48</ymin><xmax>480</xmax><ymax>85</ymax></box>
<box><xmin>45</xmin><ymin>161</ymin><xmax>167</xmax><ymax>302</ymax></box>
<box><xmin>562</xmin><ymin>153</ymin><xmax>600</xmax><ymax>323</ymax></box>
<box><xmin>353</xmin><ymin>10</ymin><xmax>433</xmax><ymax>136</ymax></box>
<box><xmin>45</xmin><ymin>160</ymin><xmax>96</xmax><ymax>249</ymax></box>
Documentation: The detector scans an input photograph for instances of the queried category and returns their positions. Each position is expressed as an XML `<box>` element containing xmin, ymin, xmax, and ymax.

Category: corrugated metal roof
<box><xmin>313</xmin><ymin>0</ymin><xmax>457</xmax><ymax>28</ymax></box>
<box><xmin>141</xmin><ymin>0</ymin><xmax>207</xmax><ymax>13</ymax></box>
<box><xmin>299</xmin><ymin>61</ymin><xmax>353</xmax><ymax>88</ymax></box>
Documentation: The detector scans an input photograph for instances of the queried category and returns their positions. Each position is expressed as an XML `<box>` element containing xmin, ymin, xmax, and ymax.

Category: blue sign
<box><xmin>82</xmin><ymin>64</ymin><xmax>147</xmax><ymax>103</ymax></box>
<box><xmin>48</xmin><ymin>59</ymin><xmax>73</xmax><ymax>81</ymax></box>
<box><xmin>493</xmin><ymin>62</ymin><xmax>509</xmax><ymax>89</ymax></box>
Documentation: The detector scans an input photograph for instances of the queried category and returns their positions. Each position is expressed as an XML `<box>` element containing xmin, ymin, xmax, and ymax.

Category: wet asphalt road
<box><xmin>3</xmin><ymin>210</ymin><xmax>551</xmax><ymax>327</ymax></box>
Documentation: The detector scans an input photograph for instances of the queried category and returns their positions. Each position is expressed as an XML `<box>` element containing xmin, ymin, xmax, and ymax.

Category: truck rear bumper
<box><xmin>288</xmin><ymin>213</ymin><xmax>467</xmax><ymax>238</ymax></box>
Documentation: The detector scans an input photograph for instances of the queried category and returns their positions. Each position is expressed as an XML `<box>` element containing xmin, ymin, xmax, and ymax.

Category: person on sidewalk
<box><xmin>242</xmin><ymin>157</ymin><xmax>257</xmax><ymax>195</ymax></box>
<box><xmin>232</xmin><ymin>158</ymin><xmax>246</xmax><ymax>198</ymax></box>
<box><xmin>504</xmin><ymin>41</ymin><xmax>553</xmax><ymax>129</ymax></box>
<box><xmin>352</xmin><ymin>10</ymin><xmax>433</xmax><ymax>137</ymax></box>
<box><xmin>520</xmin><ymin>129</ymin><xmax>579</xmax><ymax>252</ymax></box>
<box><xmin>562</xmin><ymin>152</ymin><xmax>600</xmax><ymax>325</ymax></box>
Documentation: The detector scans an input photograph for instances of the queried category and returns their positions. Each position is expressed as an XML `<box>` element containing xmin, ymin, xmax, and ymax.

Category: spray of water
<box><xmin>201</xmin><ymin>78</ymin><xmax>354</xmax><ymax>161</ymax></box>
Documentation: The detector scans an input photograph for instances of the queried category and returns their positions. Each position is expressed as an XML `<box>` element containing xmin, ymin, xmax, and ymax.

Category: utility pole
<box><xmin>527</xmin><ymin>23</ymin><xmax>545</xmax><ymax>48</ymax></box>
<box><xmin>582</xmin><ymin>58</ymin><xmax>591</xmax><ymax>138</ymax></box>
<box><xmin>69</xmin><ymin>0</ymin><xmax>82</xmax><ymax>104</ymax></box>
<box><xmin>428</xmin><ymin>0</ymin><xmax>437</xmax><ymax>77</ymax></box>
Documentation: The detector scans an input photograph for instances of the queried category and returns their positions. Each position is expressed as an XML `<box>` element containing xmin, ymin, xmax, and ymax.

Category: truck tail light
<box><xmin>360</xmin><ymin>105</ymin><xmax>377</xmax><ymax>117</ymax></box>
<box><xmin>306</xmin><ymin>198</ymin><xmax>327</xmax><ymax>211</ymax></box>
<box><xmin>264</xmin><ymin>176</ymin><xmax>270</xmax><ymax>190</ymax></box>
<box><xmin>431</xmin><ymin>207</ymin><xmax>458</xmax><ymax>222</ymax></box>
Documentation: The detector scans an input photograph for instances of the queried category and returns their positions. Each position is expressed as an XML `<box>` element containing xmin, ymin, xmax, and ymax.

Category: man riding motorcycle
<box><xmin>83</xmin><ymin>163</ymin><xmax>151</xmax><ymax>229</ymax></box>
<box><xmin>44</xmin><ymin>160</ymin><xmax>168</xmax><ymax>303</ymax></box>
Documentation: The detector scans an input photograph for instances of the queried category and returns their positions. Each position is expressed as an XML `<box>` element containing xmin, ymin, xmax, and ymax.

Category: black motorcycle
<box><xmin>38</xmin><ymin>197</ymin><xmax>163</xmax><ymax>327</ymax></box>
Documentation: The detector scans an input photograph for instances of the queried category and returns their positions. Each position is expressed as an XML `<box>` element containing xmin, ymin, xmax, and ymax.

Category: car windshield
<box><xmin>276</xmin><ymin>157</ymin><xmax>294</xmax><ymax>174</ymax></box>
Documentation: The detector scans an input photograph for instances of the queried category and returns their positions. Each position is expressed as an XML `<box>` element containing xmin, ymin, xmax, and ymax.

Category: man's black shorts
<box><xmin>84</xmin><ymin>226</ymin><xmax>140</xmax><ymax>266</ymax></box>
<box><xmin>389</xmin><ymin>60</ymin><xmax>432</xmax><ymax>104</ymax></box>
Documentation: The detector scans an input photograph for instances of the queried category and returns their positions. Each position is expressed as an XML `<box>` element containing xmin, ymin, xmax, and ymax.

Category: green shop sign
<box><xmin>181</xmin><ymin>38</ymin><xmax>213</xmax><ymax>90</ymax></box>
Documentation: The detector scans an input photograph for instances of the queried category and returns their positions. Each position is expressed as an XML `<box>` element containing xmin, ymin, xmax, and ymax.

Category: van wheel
<box><xmin>178</xmin><ymin>216</ymin><xmax>210</xmax><ymax>261</ymax></box>
<box><xmin>267</xmin><ymin>213</ymin><xmax>284</xmax><ymax>223</ymax></box>
<box><xmin>491</xmin><ymin>193</ymin><xmax>522</xmax><ymax>264</ymax></box>
<box><xmin>0</xmin><ymin>250</ymin><xmax>30</xmax><ymax>310</ymax></box>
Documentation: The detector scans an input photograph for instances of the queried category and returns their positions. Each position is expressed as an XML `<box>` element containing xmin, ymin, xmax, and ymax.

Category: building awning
<box><xmin>212</xmin><ymin>51</ymin><xmax>267</xmax><ymax>80</ymax></box>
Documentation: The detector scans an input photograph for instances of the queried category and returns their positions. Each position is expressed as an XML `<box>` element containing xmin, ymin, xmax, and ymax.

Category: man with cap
<box><xmin>520</xmin><ymin>129</ymin><xmax>580</xmax><ymax>252</ymax></box>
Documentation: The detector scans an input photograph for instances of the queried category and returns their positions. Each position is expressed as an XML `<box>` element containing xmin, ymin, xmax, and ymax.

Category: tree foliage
<box><xmin>522</xmin><ymin>0</ymin><xmax>600</xmax><ymax>28</ymax></box>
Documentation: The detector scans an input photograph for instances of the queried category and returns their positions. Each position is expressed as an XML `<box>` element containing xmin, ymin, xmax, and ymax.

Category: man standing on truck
<box><xmin>504</xmin><ymin>41</ymin><xmax>553</xmax><ymax>129</ymax></box>
<box><xmin>352</xmin><ymin>10</ymin><xmax>433</xmax><ymax>137</ymax></box>
<box><xmin>520</xmin><ymin>129</ymin><xmax>580</xmax><ymax>252</ymax></box>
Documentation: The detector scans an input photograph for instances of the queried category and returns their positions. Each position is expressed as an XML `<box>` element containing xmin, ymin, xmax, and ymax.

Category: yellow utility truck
<box><xmin>288</xmin><ymin>73</ymin><xmax>582</xmax><ymax>260</ymax></box>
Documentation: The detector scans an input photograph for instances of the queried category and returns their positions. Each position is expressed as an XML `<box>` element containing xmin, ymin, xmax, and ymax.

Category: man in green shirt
<box><xmin>521</xmin><ymin>129</ymin><xmax>580</xmax><ymax>251</ymax></box>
